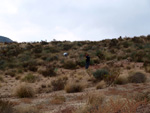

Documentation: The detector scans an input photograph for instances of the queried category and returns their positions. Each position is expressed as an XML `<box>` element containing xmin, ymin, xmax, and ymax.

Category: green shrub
<box><xmin>93</xmin><ymin>69</ymin><xmax>109</xmax><ymax>80</ymax></box>
<box><xmin>22</xmin><ymin>74</ymin><xmax>37</xmax><ymax>83</ymax></box>
<box><xmin>62</xmin><ymin>43</ymin><xmax>73</xmax><ymax>50</ymax></box>
<box><xmin>77</xmin><ymin>59</ymin><xmax>86</xmax><ymax>67</ymax></box>
<box><xmin>15</xmin><ymin>84</ymin><xmax>34</xmax><ymax>98</ymax></box>
<box><xmin>96</xmin><ymin>50</ymin><xmax>105</xmax><ymax>60</ymax></box>
<box><xmin>128</xmin><ymin>72</ymin><xmax>146</xmax><ymax>83</ymax></box>
<box><xmin>0</xmin><ymin>60</ymin><xmax>6</xmax><ymax>70</ymax></box>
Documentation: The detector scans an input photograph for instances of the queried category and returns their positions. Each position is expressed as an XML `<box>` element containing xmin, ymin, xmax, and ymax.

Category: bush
<box><xmin>0</xmin><ymin>99</ymin><xmax>15</xmax><ymax>113</ymax></box>
<box><xmin>22</xmin><ymin>74</ymin><xmax>37</xmax><ymax>83</ymax></box>
<box><xmin>128</xmin><ymin>72</ymin><xmax>146</xmax><ymax>83</ymax></box>
<box><xmin>0</xmin><ymin>76</ymin><xmax>3</xmax><ymax>82</ymax></box>
<box><xmin>77</xmin><ymin>59</ymin><xmax>86</xmax><ymax>67</ymax></box>
<box><xmin>51</xmin><ymin>77</ymin><xmax>68</xmax><ymax>91</ymax></box>
<box><xmin>5</xmin><ymin>70</ymin><xmax>16</xmax><ymax>77</ymax></box>
<box><xmin>63</xmin><ymin>60</ymin><xmax>77</xmax><ymax>69</ymax></box>
<box><xmin>16</xmin><ymin>107</ymin><xmax>41</xmax><ymax>113</ymax></box>
<box><xmin>93</xmin><ymin>69</ymin><xmax>109</xmax><ymax>80</ymax></box>
<box><xmin>15</xmin><ymin>84</ymin><xmax>35</xmax><ymax>98</ymax></box>
<box><xmin>114</xmin><ymin>76</ymin><xmax>128</xmax><ymax>85</ymax></box>
<box><xmin>41</xmin><ymin>66</ymin><xmax>56</xmax><ymax>77</ymax></box>
<box><xmin>65</xmin><ymin>82</ymin><xmax>84</xmax><ymax>93</ymax></box>
<box><xmin>96</xmin><ymin>80</ymin><xmax>107</xmax><ymax>89</ymax></box>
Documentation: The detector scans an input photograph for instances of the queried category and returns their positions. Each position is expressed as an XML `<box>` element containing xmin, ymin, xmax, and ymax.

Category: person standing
<box><xmin>85</xmin><ymin>54</ymin><xmax>90</xmax><ymax>69</ymax></box>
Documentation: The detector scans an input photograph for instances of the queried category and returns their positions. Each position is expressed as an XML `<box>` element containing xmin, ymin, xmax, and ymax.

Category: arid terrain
<box><xmin>1</xmin><ymin>35</ymin><xmax>150</xmax><ymax>113</ymax></box>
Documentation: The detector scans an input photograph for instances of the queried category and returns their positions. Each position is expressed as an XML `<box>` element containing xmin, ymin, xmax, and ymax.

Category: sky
<box><xmin>0</xmin><ymin>0</ymin><xmax>150</xmax><ymax>42</ymax></box>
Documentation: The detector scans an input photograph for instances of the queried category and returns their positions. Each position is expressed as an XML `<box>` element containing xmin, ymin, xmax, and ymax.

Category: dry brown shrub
<box><xmin>50</xmin><ymin>95</ymin><xmax>66</xmax><ymax>105</ymax></box>
<box><xmin>0</xmin><ymin>75</ymin><xmax>4</xmax><ymax>82</ymax></box>
<box><xmin>15</xmin><ymin>84</ymin><xmax>35</xmax><ymax>98</ymax></box>
<box><xmin>0</xmin><ymin>99</ymin><xmax>15</xmax><ymax>113</ymax></box>
<box><xmin>96</xmin><ymin>80</ymin><xmax>107</xmax><ymax>89</ymax></box>
<box><xmin>114</xmin><ymin>76</ymin><xmax>128</xmax><ymax>85</ymax></box>
<box><xmin>51</xmin><ymin>76</ymin><xmax>68</xmax><ymax>91</ymax></box>
<box><xmin>16</xmin><ymin>106</ymin><xmax>41</xmax><ymax>113</ymax></box>
<box><xmin>74</xmin><ymin>97</ymin><xmax>147</xmax><ymax>113</ymax></box>
<box><xmin>128</xmin><ymin>72</ymin><xmax>146</xmax><ymax>83</ymax></box>
<box><xmin>65</xmin><ymin>82</ymin><xmax>84</xmax><ymax>93</ymax></box>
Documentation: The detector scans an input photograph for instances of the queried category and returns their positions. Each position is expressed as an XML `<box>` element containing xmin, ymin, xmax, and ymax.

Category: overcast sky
<box><xmin>0</xmin><ymin>0</ymin><xmax>150</xmax><ymax>42</ymax></box>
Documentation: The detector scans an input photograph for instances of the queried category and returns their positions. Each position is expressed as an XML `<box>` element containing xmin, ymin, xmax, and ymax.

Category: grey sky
<box><xmin>0</xmin><ymin>0</ymin><xmax>150</xmax><ymax>42</ymax></box>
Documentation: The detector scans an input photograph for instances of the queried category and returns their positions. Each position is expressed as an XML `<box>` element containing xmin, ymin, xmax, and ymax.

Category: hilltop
<box><xmin>0</xmin><ymin>36</ymin><xmax>13</xmax><ymax>43</ymax></box>
<box><xmin>0</xmin><ymin>35</ymin><xmax>150</xmax><ymax>113</ymax></box>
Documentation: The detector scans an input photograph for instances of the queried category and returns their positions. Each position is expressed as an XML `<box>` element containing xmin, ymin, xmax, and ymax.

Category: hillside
<box><xmin>0</xmin><ymin>35</ymin><xmax>150</xmax><ymax>113</ymax></box>
<box><xmin>0</xmin><ymin>36</ymin><xmax>13</xmax><ymax>43</ymax></box>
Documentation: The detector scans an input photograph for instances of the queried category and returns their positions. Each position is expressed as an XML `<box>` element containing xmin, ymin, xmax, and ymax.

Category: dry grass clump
<box><xmin>15</xmin><ymin>84</ymin><xmax>35</xmax><ymax>98</ymax></box>
<box><xmin>0</xmin><ymin>75</ymin><xmax>4</xmax><ymax>82</ymax></box>
<box><xmin>50</xmin><ymin>95</ymin><xmax>66</xmax><ymax>104</ymax></box>
<box><xmin>0</xmin><ymin>99</ymin><xmax>15</xmax><ymax>113</ymax></box>
<box><xmin>40</xmin><ymin>66</ymin><xmax>56</xmax><ymax>77</ymax></box>
<box><xmin>63</xmin><ymin>60</ymin><xmax>77</xmax><ymax>69</ymax></box>
<box><xmin>16</xmin><ymin>106</ymin><xmax>41</xmax><ymax>113</ymax></box>
<box><xmin>5</xmin><ymin>69</ymin><xmax>16</xmax><ymax>77</ymax></box>
<box><xmin>96</xmin><ymin>80</ymin><xmax>107</xmax><ymax>89</ymax></box>
<box><xmin>74</xmin><ymin>97</ymin><xmax>147</xmax><ymax>113</ymax></box>
<box><xmin>114</xmin><ymin>76</ymin><xmax>128</xmax><ymax>85</ymax></box>
<box><xmin>51</xmin><ymin>76</ymin><xmax>68</xmax><ymax>91</ymax></box>
<box><xmin>128</xmin><ymin>72</ymin><xmax>146</xmax><ymax>83</ymax></box>
<box><xmin>65</xmin><ymin>82</ymin><xmax>84</xmax><ymax>93</ymax></box>
<box><xmin>22</xmin><ymin>73</ymin><xmax>37</xmax><ymax>83</ymax></box>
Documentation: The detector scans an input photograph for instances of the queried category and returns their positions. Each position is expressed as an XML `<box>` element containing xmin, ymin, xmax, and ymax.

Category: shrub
<box><xmin>63</xmin><ymin>60</ymin><xmax>77</xmax><ymax>69</ymax></box>
<box><xmin>96</xmin><ymin>50</ymin><xmax>105</xmax><ymax>60</ymax></box>
<box><xmin>114</xmin><ymin>76</ymin><xmax>128</xmax><ymax>85</ymax></box>
<box><xmin>96</xmin><ymin>80</ymin><xmax>107</xmax><ymax>89</ymax></box>
<box><xmin>15</xmin><ymin>84</ymin><xmax>35</xmax><ymax>98</ymax></box>
<box><xmin>77</xmin><ymin>59</ymin><xmax>86</xmax><ymax>67</ymax></box>
<box><xmin>62</xmin><ymin>43</ymin><xmax>73</xmax><ymax>50</ymax></box>
<box><xmin>22</xmin><ymin>74</ymin><xmax>37</xmax><ymax>83</ymax></box>
<box><xmin>5</xmin><ymin>70</ymin><xmax>16</xmax><ymax>77</ymax></box>
<box><xmin>0</xmin><ymin>60</ymin><xmax>6</xmax><ymax>70</ymax></box>
<box><xmin>0</xmin><ymin>99</ymin><xmax>15</xmax><ymax>113</ymax></box>
<box><xmin>41</xmin><ymin>67</ymin><xmax>56</xmax><ymax>77</ymax></box>
<box><xmin>128</xmin><ymin>72</ymin><xmax>146</xmax><ymax>83</ymax></box>
<box><xmin>51</xmin><ymin>77</ymin><xmax>68</xmax><ymax>91</ymax></box>
<box><xmin>16</xmin><ymin>107</ymin><xmax>41</xmax><ymax>113</ymax></box>
<box><xmin>65</xmin><ymin>82</ymin><xmax>84</xmax><ymax>93</ymax></box>
<box><xmin>27</xmin><ymin>65</ymin><xmax>37</xmax><ymax>72</ymax></box>
<box><xmin>50</xmin><ymin>96</ymin><xmax>66</xmax><ymax>104</ymax></box>
<box><xmin>0</xmin><ymin>76</ymin><xmax>3</xmax><ymax>82</ymax></box>
<box><xmin>93</xmin><ymin>69</ymin><xmax>109</xmax><ymax>80</ymax></box>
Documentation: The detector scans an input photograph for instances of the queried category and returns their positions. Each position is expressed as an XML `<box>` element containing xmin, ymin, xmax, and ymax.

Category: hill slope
<box><xmin>0</xmin><ymin>36</ymin><xmax>13</xmax><ymax>43</ymax></box>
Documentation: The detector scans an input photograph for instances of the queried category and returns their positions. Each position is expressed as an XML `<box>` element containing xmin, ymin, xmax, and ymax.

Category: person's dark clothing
<box><xmin>85</xmin><ymin>55</ymin><xmax>90</xmax><ymax>69</ymax></box>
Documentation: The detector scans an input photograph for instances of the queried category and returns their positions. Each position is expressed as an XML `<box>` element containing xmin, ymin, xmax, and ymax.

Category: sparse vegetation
<box><xmin>96</xmin><ymin>80</ymin><xmax>107</xmax><ymax>89</ymax></box>
<box><xmin>65</xmin><ymin>82</ymin><xmax>84</xmax><ymax>93</ymax></box>
<box><xmin>93</xmin><ymin>69</ymin><xmax>109</xmax><ymax>80</ymax></box>
<box><xmin>128</xmin><ymin>72</ymin><xmax>146</xmax><ymax>83</ymax></box>
<box><xmin>15</xmin><ymin>84</ymin><xmax>35</xmax><ymax>98</ymax></box>
<box><xmin>22</xmin><ymin>73</ymin><xmax>37</xmax><ymax>83</ymax></box>
<box><xmin>51</xmin><ymin>76</ymin><xmax>68</xmax><ymax>91</ymax></box>
<box><xmin>0</xmin><ymin>99</ymin><xmax>15</xmax><ymax>113</ymax></box>
<box><xmin>114</xmin><ymin>76</ymin><xmax>128</xmax><ymax>85</ymax></box>
<box><xmin>1</xmin><ymin>35</ymin><xmax>150</xmax><ymax>112</ymax></box>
